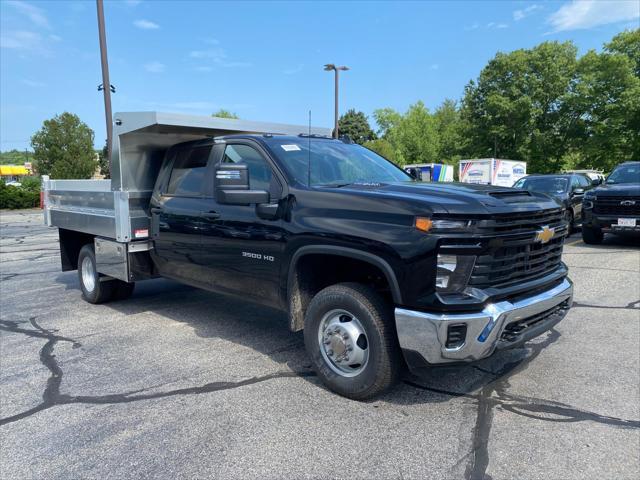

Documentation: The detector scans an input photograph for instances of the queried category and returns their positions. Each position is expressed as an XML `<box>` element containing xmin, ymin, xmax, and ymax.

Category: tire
<box><xmin>565</xmin><ymin>210</ymin><xmax>575</xmax><ymax>234</ymax></box>
<box><xmin>112</xmin><ymin>280</ymin><xmax>135</xmax><ymax>301</ymax></box>
<box><xmin>582</xmin><ymin>225</ymin><xmax>603</xmax><ymax>244</ymax></box>
<box><xmin>303</xmin><ymin>282</ymin><xmax>402</xmax><ymax>400</ymax></box>
<box><xmin>77</xmin><ymin>244</ymin><xmax>114</xmax><ymax>304</ymax></box>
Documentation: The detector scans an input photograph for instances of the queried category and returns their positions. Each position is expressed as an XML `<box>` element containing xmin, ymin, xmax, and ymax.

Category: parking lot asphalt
<box><xmin>1</xmin><ymin>209</ymin><xmax>639</xmax><ymax>480</ymax></box>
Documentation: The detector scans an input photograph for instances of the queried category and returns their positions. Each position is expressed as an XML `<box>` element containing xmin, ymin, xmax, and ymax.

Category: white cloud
<box><xmin>22</xmin><ymin>78</ymin><xmax>46</xmax><ymax>87</ymax></box>
<box><xmin>548</xmin><ymin>0</ymin><xmax>639</xmax><ymax>32</ymax></box>
<box><xmin>486</xmin><ymin>22</ymin><xmax>509</xmax><ymax>29</ymax></box>
<box><xmin>5</xmin><ymin>1</ymin><xmax>50</xmax><ymax>29</ymax></box>
<box><xmin>464</xmin><ymin>22</ymin><xmax>480</xmax><ymax>31</ymax></box>
<box><xmin>134</xmin><ymin>19</ymin><xmax>160</xmax><ymax>30</ymax></box>
<box><xmin>189</xmin><ymin>46</ymin><xmax>251</xmax><ymax>68</ymax></box>
<box><xmin>49</xmin><ymin>34</ymin><xmax>62</xmax><ymax>42</ymax></box>
<box><xmin>0</xmin><ymin>30</ymin><xmax>51</xmax><ymax>55</ymax></box>
<box><xmin>283</xmin><ymin>63</ymin><xmax>304</xmax><ymax>75</ymax></box>
<box><xmin>430</xmin><ymin>64</ymin><xmax>439</xmax><ymax>70</ymax></box>
<box><xmin>514</xmin><ymin>4</ymin><xmax>542</xmax><ymax>21</ymax></box>
<box><xmin>144</xmin><ymin>61</ymin><xmax>165</xmax><ymax>73</ymax></box>
<box><xmin>195</xmin><ymin>66</ymin><xmax>213</xmax><ymax>72</ymax></box>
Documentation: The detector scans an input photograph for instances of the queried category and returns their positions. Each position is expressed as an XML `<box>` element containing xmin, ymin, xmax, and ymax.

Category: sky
<box><xmin>1</xmin><ymin>0</ymin><xmax>639</xmax><ymax>151</ymax></box>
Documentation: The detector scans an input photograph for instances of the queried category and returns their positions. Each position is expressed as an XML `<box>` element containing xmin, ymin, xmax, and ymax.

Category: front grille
<box><xmin>468</xmin><ymin>208</ymin><xmax>567</xmax><ymax>289</ymax></box>
<box><xmin>593</xmin><ymin>196</ymin><xmax>640</xmax><ymax>216</ymax></box>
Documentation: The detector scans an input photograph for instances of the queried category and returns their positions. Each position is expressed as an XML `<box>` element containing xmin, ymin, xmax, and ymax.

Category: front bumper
<box><xmin>395</xmin><ymin>278</ymin><xmax>573</xmax><ymax>368</ymax></box>
<box><xmin>583</xmin><ymin>211</ymin><xmax>640</xmax><ymax>232</ymax></box>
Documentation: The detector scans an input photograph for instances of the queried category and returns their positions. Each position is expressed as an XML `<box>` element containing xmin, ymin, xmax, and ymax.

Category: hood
<box><xmin>592</xmin><ymin>183</ymin><xmax>640</xmax><ymax>197</ymax></box>
<box><xmin>327</xmin><ymin>181</ymin><xmax>562</xmax><ymax>215</ymax></box>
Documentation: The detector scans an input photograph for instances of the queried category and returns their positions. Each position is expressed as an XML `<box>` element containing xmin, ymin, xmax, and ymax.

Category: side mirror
<box><xmin>215</xmin><ymin>163</ymin><xmax>269</xmax><ymax>204</ymax></box>
<box><xmin>573</xmin><ymin>188</ymin><xmax>585</xmax><ymax>195</ymax></box>
<box><xmin>591</xmin><ymin>178</ymin><xmax>602</xmax><ymax>186</ymax></box>
<box><xmin>405</xmin><ymin>167</ymin><xmax>421</xmax><ymax>181</ymax></box>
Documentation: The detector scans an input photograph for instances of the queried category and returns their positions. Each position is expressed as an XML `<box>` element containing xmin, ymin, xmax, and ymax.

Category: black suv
<box><xmin>513</xmin><ymin>173</ymin><xmax>593</xmax><ymax>232</ymax></box>
<box><xmin>582</xmin><ymin>161</ymin><xmax>640</xmax><ymax>244</ymax></box>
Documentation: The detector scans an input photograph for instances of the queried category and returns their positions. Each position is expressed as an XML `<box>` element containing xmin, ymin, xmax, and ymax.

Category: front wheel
<box><xmin>303</xmin><ymin>283</ymin><xmax>402</xmax><ymax>400</ymax></box>
<box><xmin>582</xmin><ymin>225</ymin><xmax>603</xmax><ymax>244</ymax></box>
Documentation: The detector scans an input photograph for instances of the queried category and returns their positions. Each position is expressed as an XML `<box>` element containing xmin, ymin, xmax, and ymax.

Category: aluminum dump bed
<box><xmin>44</xmin><ymin>111</ymin><xmax>331</xmax><ymax>242</ymax></box>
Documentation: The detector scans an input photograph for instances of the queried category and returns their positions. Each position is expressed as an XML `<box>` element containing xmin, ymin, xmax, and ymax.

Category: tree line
<box><xmin>7</xmin><ymin>29</ymin><xmax>637</xmax><ymax>181</ymax></box>
<box><xmin>342</xmin><ymin>29</ymin><xmax>639</xmax><ymax>174</ymax></box>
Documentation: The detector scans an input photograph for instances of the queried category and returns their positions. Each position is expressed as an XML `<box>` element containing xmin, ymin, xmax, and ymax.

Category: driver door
<box><xmin>199</xmin><ymin>142</ymin><xmax>286</xmax><ymax>308</ymax></box>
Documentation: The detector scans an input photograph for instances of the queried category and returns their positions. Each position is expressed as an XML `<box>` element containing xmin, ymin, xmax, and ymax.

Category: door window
<box><xmin>222</xmin><ymin>144</ymin><xmax>280</xmax><ymax>196</ymax></box>
<box><xmin>578</xmin><ymin>175</ymin><xmax>591</xmax><ymax>188</ymax></box>
<box><xmin>166</xmin><ymin>146</ymin><xmax>212</xmax><ymax>196</ymax></box>
<box><xmin>570</xmin><ymin>176</ymin><xmax>581</xmax><ymax>191</ymax></box>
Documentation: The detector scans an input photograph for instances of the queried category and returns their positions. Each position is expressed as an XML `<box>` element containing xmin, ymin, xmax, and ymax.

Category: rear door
<box><xmin>199</xmin><ymin>141</ymin><xmax>286</xmax><ymax>307</ymax></box>
<box><xmin>151</xmin><ymin>143</ymin><xmax>213</xmax><ymax>283</ymax></box>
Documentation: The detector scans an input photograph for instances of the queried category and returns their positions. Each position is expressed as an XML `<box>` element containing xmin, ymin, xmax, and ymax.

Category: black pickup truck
<box><xmin>46</xmin><ymin>117</ymin><xmax>574</xmax><ymax>400</ymax></box>
<box><xmin>582</xmin><ymin>161</ymin><xmax>640</xmax><ymax>244</ymax></box>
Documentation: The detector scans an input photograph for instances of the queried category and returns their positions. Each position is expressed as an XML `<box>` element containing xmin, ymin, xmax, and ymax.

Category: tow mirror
<box><xmin>591</xmin><ymin>178</ymin><xmax>602</xmax><ymax>186</ymax></box>
<box><xmin>405</xmin><ymin>167</ymin><xmax>421</xmax><ymax>181</ymax></box>
<box><xmin>215</xmin><ymin>163</ymin><xmax>269</xmax><ymax>205</ymax></box>
<box><xmin>572</xmin><ymin>188</ymin><xmax>585</xmax><ymax>196</ymax></box>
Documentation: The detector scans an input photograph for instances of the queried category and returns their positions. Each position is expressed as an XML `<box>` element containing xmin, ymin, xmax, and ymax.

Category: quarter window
<box><xmin>166</xmin><ymin>146</ymin><xmax>212</xmax><ymax>196</ymax></box>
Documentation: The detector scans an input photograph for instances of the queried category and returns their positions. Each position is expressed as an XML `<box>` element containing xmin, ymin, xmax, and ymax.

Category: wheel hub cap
<box><xmin>318</xmin><ymin>309</ymin><xmax>369</xmax><ymax>377</ymax></box>
<box><xmin>81</xmin><ymin>257</ymin><xmax>96</xmax><ymax>293</ymax></box>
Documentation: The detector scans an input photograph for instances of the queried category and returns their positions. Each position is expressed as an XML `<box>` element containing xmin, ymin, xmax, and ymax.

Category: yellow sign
<box><xmin>534</xmin><ymin>225</ymin><xmax>555</xmax><ymax>244</ymax></box>
<box><xmin>0</xmin><ymin>165</ymin><xmax>29</xmax><ymax>176</ymax></box>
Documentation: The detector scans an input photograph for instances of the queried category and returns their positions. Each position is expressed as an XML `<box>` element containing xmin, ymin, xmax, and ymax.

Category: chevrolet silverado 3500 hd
<box><xmin>44</xmin><ymin>112</ymin><xmax>573</xmax><ymax>399</ymax></box>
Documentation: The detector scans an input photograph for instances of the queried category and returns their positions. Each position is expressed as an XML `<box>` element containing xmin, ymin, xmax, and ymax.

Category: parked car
<box><xmin>563</xmin><ymin>169</ymin><xmax>605</xmax><ymax>185</ymax></box>
<box><xmin>43</xmin><ymin>112</ymin><xmax>574</xmax><ymax>400</ymax></box>
<box><xmin>581</xmin><ymin>161</ymin><xmax>640</xmax><ymax>244</ymax></box>
<box><xmin>513</xmin><ymin>173</ymin><xmax>593</xmax><ymax>232</ymax></box>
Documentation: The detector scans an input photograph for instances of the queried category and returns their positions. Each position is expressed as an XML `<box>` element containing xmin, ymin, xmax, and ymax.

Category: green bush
<box><xmin>0</xmin><ymin>177</ymin><xmax>41</xmax><ymax>209</ymax></box>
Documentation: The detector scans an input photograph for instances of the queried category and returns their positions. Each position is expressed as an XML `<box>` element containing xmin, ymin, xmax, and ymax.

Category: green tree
<box><xmin>31</xmin><ymin>113</ymin><xmax>97</xmax><ymax>179</ymax></box>
<box><xmin>567</xmin><ymin>48</ymin><xmax>640</xmax><ymax>171</ymax></box>
<box><xmin>373</xmin><ymin>101</ymin><xmax>439</xmax><ymax>166</ymax></box>
<box><xmin>363</xmin><ymin>138</ymin><xmax>396</xmax><ymax>161</ymax></box>
<box><xmin>97</xmin><ymin>140</ymin><xmax>110</xmax><ymax>178</ymax></box>
<box><xmin>605</xmin><ymin>29</ymin><xmax>640</xmax><ymax>77</ymax></box>
<box><xmin>337</xmin><ymin>109</ymin><xmax>376</xmax><ymax>144</ymax></box>
<box><xmin>460</xmin><ymin>41</ymin><xmax>579</xmax><ymax>173</ymax></box>
<box><xmin>433</xmin><ymin>99</ymin><xmax>463</xmax><ymax>163</ymax></box>
<box><xmin>0</xmin><ymin>149</ymin><xmax>32</xmax><ymax>165</ymax></box>
<box><xmin>211</xmin><ymin>109</ymin><xmax>239</xmax><ymax>119</ymax></box>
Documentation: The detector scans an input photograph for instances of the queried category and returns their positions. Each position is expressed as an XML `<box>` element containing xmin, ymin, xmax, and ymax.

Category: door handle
<box><xmin>201</xmin><ymin>211</ymin><xmax>220</xmax><ymax>219</ymax></box>
<box><xmin>150</xmin><ymin>207</ymin><xmax>162</xmax><ymax>215</ymax></box>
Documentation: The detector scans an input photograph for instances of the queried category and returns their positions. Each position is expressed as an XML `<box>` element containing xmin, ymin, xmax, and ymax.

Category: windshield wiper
<box><xmin>319</xmin><ymin>182</ymin><xmax>354</xmax><ymax>188</ymax></box>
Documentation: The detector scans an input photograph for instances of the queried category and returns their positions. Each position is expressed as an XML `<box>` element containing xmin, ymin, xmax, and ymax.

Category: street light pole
<box><xmin>96</xmin><ymin>0</ymin><xmax>113</xmax><ymax>172</ymax></box>
<box><xmin>324</xmin><ymin>64</ymin><xmax>349</xmax><ymax>138</ymax></box>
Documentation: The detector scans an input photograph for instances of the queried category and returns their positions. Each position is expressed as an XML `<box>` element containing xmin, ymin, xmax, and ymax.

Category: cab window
<box><xmin>166</xmin><ymin>145</ymin><xmax>212</xmax><ymax>196</ymax></box>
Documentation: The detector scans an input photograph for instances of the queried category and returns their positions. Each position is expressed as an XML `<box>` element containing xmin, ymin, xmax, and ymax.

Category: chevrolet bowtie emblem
<box><xmin>535</xmin><ymin>225</ymin><xmax>555</xmax><ymax>244</ymax></box>
<box><xmin>620</xmin><ymin>200</ymin><xmax>636</xmax><ymax>206</ymax></box>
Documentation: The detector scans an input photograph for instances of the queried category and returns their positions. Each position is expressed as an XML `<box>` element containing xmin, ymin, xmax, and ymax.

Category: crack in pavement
<box><xmin>404</xmin><ymin>329</ymin><xmax>640</xmax><ymax>480</ymax></box>
<box><xmin>0</xmin><ymin>318</ymin><xmax>316</xmax><ymax>427</ymax></box>
<box><xmin>573</xmin><ymin>299</ymin><xmax>640</xmax><ymax>311</ymax></box>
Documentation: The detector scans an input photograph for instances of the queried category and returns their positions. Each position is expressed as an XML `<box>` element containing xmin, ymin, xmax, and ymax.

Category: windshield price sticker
<box><xmin>281</xmin><ymin>144</ymin><xmax>301</xmax><ymax>152</ymax></box>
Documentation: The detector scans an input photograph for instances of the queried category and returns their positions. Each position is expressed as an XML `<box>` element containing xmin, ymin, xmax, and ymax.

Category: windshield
<box><xmin>263</xmin><ymin>137</ymin><xmax>411</xmax><ymax>186</ymax></box>
<box><xmin>513</xmin><ymin>177</ymin><xmax>569</xmax><ymax>195</ymax></box>
<box><xmin>606</xmin><ymin>164</ymin><xmax>640</xmax><ymax>184</ymax></box>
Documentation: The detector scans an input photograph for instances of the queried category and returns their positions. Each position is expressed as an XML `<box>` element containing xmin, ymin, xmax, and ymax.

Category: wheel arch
<box><xmin>286</xmin><ymin>245</ymin><xmax>402</xmax><ymax>332</ymax></box>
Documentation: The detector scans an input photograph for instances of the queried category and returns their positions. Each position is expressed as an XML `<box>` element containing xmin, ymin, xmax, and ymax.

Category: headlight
<box><xmin>583</xmin><ymin>200</ymin><xmax>594</xmax><ymax>209</ymax></box>
<box><xmin>415</xmin><ymin>217</ymin><xmax>472</xmax><ymax>233</ymax></box>
<box><xmin>436</xmin><ymin>254</ymin><xmax>476</xmax><ymax>293</ymax></box>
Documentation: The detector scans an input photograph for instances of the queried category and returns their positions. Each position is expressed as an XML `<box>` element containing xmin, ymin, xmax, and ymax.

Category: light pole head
<box><xmin>337</xmin><ymin>65</ymin><xmax>349</xmax><ymax>71</ymax></box>
<box><xmin>324</xmin><ymin>64</ymin><xmax>336</xmax><ymax>71</ymax></box>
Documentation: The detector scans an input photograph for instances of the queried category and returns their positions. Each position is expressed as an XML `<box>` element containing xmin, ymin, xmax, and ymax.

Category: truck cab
<box><xmin>44</xmin><ymin>112</ymin><xmax>574</xmax><ymax>400</ymax></box>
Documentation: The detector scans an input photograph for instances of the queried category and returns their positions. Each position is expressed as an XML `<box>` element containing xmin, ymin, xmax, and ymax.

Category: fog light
<box><xmin>436</xmin><ymin>254</ymin><xmax>475</xmax><ymax>293</ymax></box>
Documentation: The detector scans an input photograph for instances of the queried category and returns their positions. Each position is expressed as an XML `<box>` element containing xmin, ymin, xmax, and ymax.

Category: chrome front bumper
<box><xmin>395</xmin><ymin>278</ymin><xmax>573</xmax><ymax>366</ymax></box>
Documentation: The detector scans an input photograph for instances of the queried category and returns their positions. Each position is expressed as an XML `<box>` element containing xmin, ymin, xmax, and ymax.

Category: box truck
<box><xmin>459</xmin><ymin>159</ymin><xmax>527</xmax><ymax>187</ymax></box>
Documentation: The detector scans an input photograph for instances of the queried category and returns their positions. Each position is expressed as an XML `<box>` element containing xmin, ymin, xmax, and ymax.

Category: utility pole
<box><xmin>324</xmin><ymin>64</ymin><xmax>349</xmax><ymax>138</ymax></box>
<box><xmin>96</xmin><ymin>0</ymin><xmax>114</xmax><ymax>172</ymax></box>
